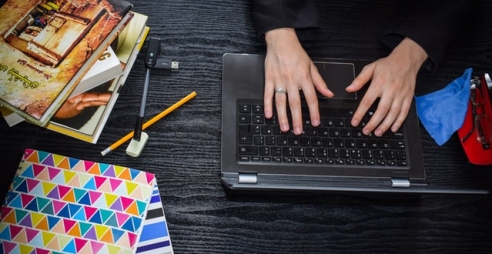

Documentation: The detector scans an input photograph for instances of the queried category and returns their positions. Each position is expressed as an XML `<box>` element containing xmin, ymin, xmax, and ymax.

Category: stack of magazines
<box><xmin>0</xmin><ymin>0</ymin><xmax>151</xmax><ymax>144</ymax></box>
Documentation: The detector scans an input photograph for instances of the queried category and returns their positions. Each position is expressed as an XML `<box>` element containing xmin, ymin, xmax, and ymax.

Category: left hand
<box><xmin>347</xmin><ymin>37</ymin><xmax>428</xmax><ymax>137</ymax></box>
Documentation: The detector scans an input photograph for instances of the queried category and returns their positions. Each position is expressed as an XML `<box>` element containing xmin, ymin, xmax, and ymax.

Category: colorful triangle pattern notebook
<box><xmin>0</xmin><ymin>149</ymin><xmax>158</xmax><ymax>254</ymax></box>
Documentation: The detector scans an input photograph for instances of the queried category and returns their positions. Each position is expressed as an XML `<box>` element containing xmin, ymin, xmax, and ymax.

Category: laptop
<box><xmin>220</xmin><ymin>53</ymin><xmax>488</xmax><ymax>194</ymax></box>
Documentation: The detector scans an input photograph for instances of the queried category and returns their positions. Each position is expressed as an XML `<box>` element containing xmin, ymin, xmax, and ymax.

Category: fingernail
<box><xmin>281</xmin><ymin>123</ymin><xmax>289</xmax><ymax>132</ymax></box>
<box><xmin>294</xmin><ymin>126</ymin><xmax>302</xmax><ymax>135</ymax></box>
<box><xmin>391</xmin><ymin>125</ymin><xmax>399</xmax><ymax>132</ymax></box>
<box><xmin>346</xmin><ymin>83</ymin><xmax>355</xmax><ymax>89</ymax></box>
<box><xmin>312</xmin><ymin>119</ymin><xmax>320</xmax><ymax>126</ymax></box>
<box><xmin>351</xmin><ymin>119</ymin><xmax>359</xmax><ymax>127</ymax></box>
<box><xmin>363</xmin><ymin>128</ymin><xmax>371</xmax><ymax>135</ymax></box>
<box><xmin>375</xmin><ymin>129</ymin><xmax>383</xmax><ymax>137</ymax></box>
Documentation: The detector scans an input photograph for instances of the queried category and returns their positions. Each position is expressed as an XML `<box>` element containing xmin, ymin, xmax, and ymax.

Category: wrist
<box><xmin>265</xmin><ymin>28</ymin><xmax>299</xmax><ymax>49</ymax></box>
<box><xmin>392</xmin><ymin>38</ymin><xmax>428</xmax><ymax>71</ymax></box>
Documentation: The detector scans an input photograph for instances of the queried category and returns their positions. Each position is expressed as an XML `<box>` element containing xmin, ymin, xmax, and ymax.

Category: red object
<box><xmin>457</xmin><ymin>74</ymin><xmax>492</xmax><ymax>165</ymax></box>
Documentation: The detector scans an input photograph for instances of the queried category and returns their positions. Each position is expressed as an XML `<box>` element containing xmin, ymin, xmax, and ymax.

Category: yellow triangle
<box><xmin>58</xmin><ymin>234</ymin><xmax>72</xmax><ymax>250</ymax></box>
<box><xmin>31</xmin><ymin>212</ymin><xmax>45</xmax><ymax>227</ymax></box>
<box><xmin>94</xmin><ymin>224</ymin><xmax>109</xmax><ymax>240</ymax></box>
<box><xmin>63</xmin><ymin>170</ymin><xmax>77</xmax><ymax>183</ymax></box>
<box><xmin>42</xmin><ymin>231</ymin><xmax>57</xmax><ymax>246</ymax></box>
<box><xmin>125</xmin><ymin>181</ymin><xmax>138</xmax><ymax>195</ymax></box>
<box><xmin>105</xmin><ymin>193</ymin><xmax>119</xmax><ymax>207</ymax></box>
<box><xmin>107</xmin><ymin>244</ymin><xmax>122</xmax><ymax>254</ymax></box>
<box><xmin>42</xmin><ymin>182</ymin><xmax>56</xmax><ymax>196</ymax></box>
<box><xmin>113</xmin><ymin>165</ymin><xmax>126</xmax><ymax>177</ymax></box>
<box><xmin>19</xmin><ymin>244</ymin><xmax>34</xmax><ymax>253</ymax></box>
<box><xmin>53</xmin><ymin>154</ymin><xmax>67</xmax><ymax>168</ymax></box>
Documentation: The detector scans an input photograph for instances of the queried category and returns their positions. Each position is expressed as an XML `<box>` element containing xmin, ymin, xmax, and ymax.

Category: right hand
<box><xmin>263</xmin><ymin>28</ymin><xmax>334</xmax><ymax>135</ymax></box>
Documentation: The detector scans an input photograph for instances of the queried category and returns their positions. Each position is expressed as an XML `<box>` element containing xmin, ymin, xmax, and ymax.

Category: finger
<box><xmin>391</xmin><ymin>97</ymin><xmax>412</xmax><ymax>132</ymax></box>
<box><xmin>311</xmin><ymin>63</ymin><xmax>333</xmax><ymax>98</ymax></box>
<box><xmin>362</xmin><ymin>92</ymin><xmax>391</xmax><ymax>136</ymax></box>
<box><xmin>274</xmin><ymin>86</ymin><xmax>290</xmax><ymax>132</ymax></box>
<box><xmin>346</xmin><ymin>63</ymin><xmax>374</xmax><ymax>92</ymax></box>
<box><xmin>287</xmin><ymin>88</ymin><xmax>303</xmax><ymax>135</ymax></box>
<box><xmin>301</xmin><ymin>80</ymin><xmax>320</xmax><ymax>127</ymax></box>
<box><xmin>372</xmin><ymin>98</ymin><xmax>400</xmax><ymax>137</ymax></box>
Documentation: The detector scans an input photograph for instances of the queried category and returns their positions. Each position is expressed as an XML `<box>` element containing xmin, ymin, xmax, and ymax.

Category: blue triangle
<box><xmin>73</xmin><ymin>188</ymin><xmax>87</xmax><ymax>202</ymax></box>
<box><xmin>78</xmin><ymin>192</ymin><xmax>91</xmax><ymax>206</ymax></box>
<box><xmin>111</xmin><ymin>228</ymin><xmax>125</xmax><ymax>242</ymax></box>
<box><xmin>72</xmin><ymin>209</ymin><xmax>86</xmax><ymax>221</ymax></box>
<box><xmin>20</xmin><ymin>165</ymin><xmax>34</xmax><ymax>178</ymax></box>
<box><xmin>83</xmin><ymin>178</ymin><xmax>96</xmax><ymax>191</ymax></box>
<box><xmin>12</xmin><ymin>176</ymin><xmax>26</xmax><ymax>191</ymax></box>
<box><xmin>88</xmin><ymin>211</ymin><xmax>102</xmax><ymax>224</ymax></box>
<box><xmin>62</xmin><ymin>239</ymin><xmax>76</xmax><ymax>254</ymax></box>
<box><xmin>9</xmin><ymin>194</ymin><xmax>23</xmax><ymax>209</ymax></box>
<box><xmin>5</xmin><ymin>192</ymin><xmax>19</xmax><ymax>206</ymax></box>
<box><xmin>68</xmin><ymin>204</ymin><xmax>82</xmax><ymax>218</ymax></box>
<box><xmin>68</xmin><ymin>158</ymin><xmax>80</xmax><ymax>169</ymax></box>
<box><xmin>130</xmin><ymin>169</ymin><xmax>141</xmax><ymax>180</ymax></box>
<box><xmin>0</xmin><ymin>226</ymin><xmax>11</xmax><ymax>241</ymax></box>
<box><xmin>104</xmin><ymin>214</ymin><xmax>118</xmax><ymax>228</ymax></box>
<box><xmin>98</xmin><ymin>163</ymin><xmax>111</xmax><ymax>175</ymax></box>
<box><xmin>132</xmin><ymin>216</ymin><xmax>143</xmax><ymax>231</ymax></box>
<box><xmin>25</xmin><ymin>199</ymin><xmax>39</xmax><ymax>212</ymax></box>
<box><xmin>47</xmin><ymin>216</ymin><xmax>61</xmax><ymax>230</ymax></box>
<box><xmin>121</xmin><ymin>217</ymin><xmax>134</xmax><ymax>232</ymax></box>
<box><xmin>14</xmin><ymin>180</ymin><xmax>28</xmax><ymax>194</ymax></box>
<box><xmin>57</xmin><ymin>205</ymin><xmax>71</xmax><ymax>218</ymax></box>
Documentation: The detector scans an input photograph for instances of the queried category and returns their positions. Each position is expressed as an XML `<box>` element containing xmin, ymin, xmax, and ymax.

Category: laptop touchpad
<box><xmin>313</xmin><ymin>61</ymin><xmax>356</xmax><ymax>100</ymax></box>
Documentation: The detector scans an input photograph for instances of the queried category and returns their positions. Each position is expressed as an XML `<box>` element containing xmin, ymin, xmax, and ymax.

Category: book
<box><xmin>46</xmin><ymin>16</ymin><xmax>149</xmax><ymax>144</ymax></box>
<box><xmin>0</xmin><ymin>0</ymin><xmax>133</xmax><ymax>126</ymax></box>
<box><xmin>0</xmin><ymin>45</ymin><xmax>123</xmax><ymax>128</ymax></box>
<box><xmin>71</xmin><ymin>46</ymin><xmax>123</xmax><ymax>98</ymax></box>
<box><xmin>136</xmin><ymin>184</ymin><xmax>174</xmax><ymax>254</ymax></box>
<box><xmin>0</xmin><ymin>148</ymin><xmax>158</xmax><ymax>253</ymax></box>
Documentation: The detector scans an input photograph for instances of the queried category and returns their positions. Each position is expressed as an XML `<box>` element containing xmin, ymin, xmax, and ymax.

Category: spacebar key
<box><xmin>239</xmin><ymin>146</ymin><xmax>259</xmax><ymax>155</ymax></box>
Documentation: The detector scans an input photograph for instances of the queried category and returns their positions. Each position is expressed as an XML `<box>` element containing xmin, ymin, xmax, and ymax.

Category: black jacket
<box><xmin>252</xmin><ymin>0</ymin><xmax>476</xmax><ymax>72</ymax></box>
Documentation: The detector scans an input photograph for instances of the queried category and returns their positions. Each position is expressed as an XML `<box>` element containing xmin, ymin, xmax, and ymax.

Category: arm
<box><xmin>252</xmin><ymin>0</ymin><xmax>330</xmax><ymax>134</ymax></box>
<box><xmin>349</xmin><ymin>0</ymin><xmax>477</xmax><ymax>136</ymax></box>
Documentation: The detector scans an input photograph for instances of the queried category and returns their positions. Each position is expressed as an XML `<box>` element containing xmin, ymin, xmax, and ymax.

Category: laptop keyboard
<box><xmin>237</xmin><ymin>102</ymin><xmax>409</xmax><ymax>168</ymax></box>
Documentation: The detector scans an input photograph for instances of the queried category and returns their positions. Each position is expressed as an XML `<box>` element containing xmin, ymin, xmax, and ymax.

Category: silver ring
<box><xmin>275</xmin><ymin>87</ymin><xmax>287</xmax><ymax>94</ymax></box>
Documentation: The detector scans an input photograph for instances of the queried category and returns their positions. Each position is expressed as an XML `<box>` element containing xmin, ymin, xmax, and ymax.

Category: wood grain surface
<box><xmin>1</xmin><ymin>1</ymin><xmax>492</xmax><ymax>253</ymax></box>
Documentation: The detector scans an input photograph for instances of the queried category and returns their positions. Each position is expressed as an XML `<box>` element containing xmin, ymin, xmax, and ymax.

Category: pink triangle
<box><xmin>84</xmin><ymin>161</ymin><xmax>96</xmax><ymax>172</ymax></box>
<box><xmin>20</xmin><ymin>193</ymin><xmax>35</xmax><ymax>208</ymax></box>
<box><xmin>90</xmin><ymin>241</ymin><xmax>105</xmax><ymax>253</ymax></box>
<box><xmin>115</xmin><ymin>212</ymin><xmax>131</xmax><ymax>227</ymax></box>
<box><xmin>63</xmin><ymin>219</ymin><xmax>77</xmax><ymax>232</ymax></box>
<box><xmin>74</xmin><ymin>238</ymin><xmax>89</xmax><ymax>252</ymax></box>
<box><xmin>128</xmin><ymin>232</ymin><xmax>138</xmax><ymax>248</ymax></box>
<box><xmin>84</xmin><ymin>206</ymin><xmax>98</xmax><ymax>220</ymax></box>
<box><xmin>52</xmin><ymin>200</ymin><xmax>67</xmax><ymax>214</ymax></box>
<box><xmin>24</xmin><ymin>149</ymin><xmax>35</xmax><ymax>158</ymax></box>
<box><xmin>120</xmin><ymin>196</ymin><xmax>134</xmax><ymax>211</ymax></box>
<box><xmin>145</xmin><ymin>172</ymin><xmax>155</xmax><ymax>184</ymax></box>
<box><xmin>33</xmin><ymin>164</ymin><xmax>46</xmax><ymax>177</ymax></box>
<box><xmin>35</xmin><ymin>248</ymin><xmax>50</xmax><ymax>254</ymax></box>
<box><xmin>26</xmin><ymin>178</ymin><xmax>41</xmax><ymax>192</ymax></box>
<box><xmin>48</xmin><ymin>167</ymin><xmax>62</xmax><ymax>181</ymax></box>
<box><xmin>1</xmin><ymin>207</ymin><xmax>13</xmax><ymax>220</ymax></box>
<box><xmin>109</xmin><ymin>178</ymin><xmax>123</xmax><ymax>191</ymax></box>
<box><xmin>58</xmin><ymin>185</ymin><xmax>71</xmax><ymax>198</ymax></box>
<box><xmin>10</xmin><ymin>225</ymin><xmax>24</xmax><ymax>238</ymax></box>
<box><xmin>93</xmin><ymin>176</ymin><xmax>108</xmax><ymax>189</ymax></box>
<box><xmin>25</xmin><ymin>228</ymin><xmax>40</xmax><ymax>243</ymax></box>
<box><xmin>89</xmin><ymin>191</ymin><xmax>102</xmax><ymax>204</ymax></box>
<box><xmin>3</xmin><ymin>241</ymin><xmax>17</xmax><ymax>254</ymax></box>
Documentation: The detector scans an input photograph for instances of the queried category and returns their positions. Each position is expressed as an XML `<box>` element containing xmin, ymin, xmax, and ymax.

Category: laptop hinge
<box><xmin>238</xmin><ymin>173</ymin><xmax>258</xmax><ymax>184</ymax></box>
<box><xmin>391</xmin><ymin>178</ymin><xmax>410</xmax><ymax>188</ymax></box>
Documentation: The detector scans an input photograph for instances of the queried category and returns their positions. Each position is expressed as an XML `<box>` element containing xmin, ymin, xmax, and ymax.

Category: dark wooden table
<box><xmin>1</xmin><ymin>1</ymin><xmax>492</xmax><ymax>253</ymax></box>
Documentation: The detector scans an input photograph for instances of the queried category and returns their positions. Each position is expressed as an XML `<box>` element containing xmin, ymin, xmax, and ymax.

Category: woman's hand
<box><xmin>264</xmin><ymin>28</ymin><xmax>333</xmax><ymax>135</ymax></box>
<box><xmin>347</xmin><ymin>37</ymin><xmax>428</xmax><ymax>136</ymax></box>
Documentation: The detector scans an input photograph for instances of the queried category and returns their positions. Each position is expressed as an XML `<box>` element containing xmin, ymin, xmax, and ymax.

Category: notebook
<box><xmin>220</xmin><ymin>53</ymin><xmax>488</xmax><ymax>194</ymax></box>
<box><xmin>0</xmin><ymin>149</ymin><xmax>173</xmax><ymax>254</ymax></box>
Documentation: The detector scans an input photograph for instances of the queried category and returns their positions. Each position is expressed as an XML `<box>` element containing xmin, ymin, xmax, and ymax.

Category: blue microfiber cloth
<box><xmin>415</xmin><ymin>68</ymin><xmax>472</xmax><ymax>146</ymax></box>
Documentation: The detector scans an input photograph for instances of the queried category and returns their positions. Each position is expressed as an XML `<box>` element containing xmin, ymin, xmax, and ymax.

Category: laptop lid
<box><xmin>220</xmin><ymin>53</ymin><xmax>488</xmax><ymax>194</ymax></box>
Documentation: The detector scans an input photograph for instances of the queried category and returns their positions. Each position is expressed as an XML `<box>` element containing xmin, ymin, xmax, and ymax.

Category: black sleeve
<box><xmin>381</xmin><ymin>0</ymin><xmax>477</xmax><ymax>72</ymax></box>
<box><xmin>251</xmin><ymin>0</ymin><xmax>321</xmax><ymax>42</ymax></box>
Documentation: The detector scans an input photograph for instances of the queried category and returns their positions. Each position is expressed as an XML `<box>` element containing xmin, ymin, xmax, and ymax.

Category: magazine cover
<box><xmin>0</xmin><ymin>0</ymin><xmax>132</xmax><ymax>126</ymax></box>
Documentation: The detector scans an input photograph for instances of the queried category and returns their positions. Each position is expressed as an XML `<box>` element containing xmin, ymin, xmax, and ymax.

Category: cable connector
<box><xmin>155</xmin><ymin>58</ymin><xmax>179</xmax><ymax>71</ymax></box>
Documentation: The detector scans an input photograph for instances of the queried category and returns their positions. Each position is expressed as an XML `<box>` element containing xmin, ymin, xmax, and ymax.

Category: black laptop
<box><xmin>220</xmin><ymin>53</ymin><xmax>487</xmax><ymax>194</ymax></box>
